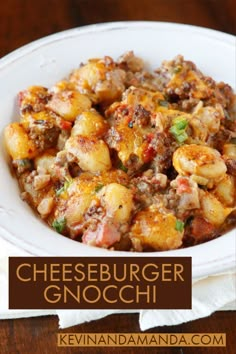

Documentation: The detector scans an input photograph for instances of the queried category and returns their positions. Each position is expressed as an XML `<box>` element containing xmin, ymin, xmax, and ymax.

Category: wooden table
<box><xmin>0</xmin><ymin>1</ymin><xmax>235</xmax><ymax>353</ymax></box>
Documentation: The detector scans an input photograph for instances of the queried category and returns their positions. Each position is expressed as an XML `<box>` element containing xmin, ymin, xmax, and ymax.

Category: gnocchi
<box><xmin>46</xmin><ymin>90</ymin><xmax>92</xmax><ymax>122</ymax></box>
<box><xmin>4</xmin><ymin>52</ymin><xmax>236</xmax><ymax>251</ymax></box>
<box><xmin>98</xmin><ymin>183</ymin><xmax>134</xmax><ymax>223</ymax></box>
<box><xmin>65</xmin><ymin>136</ymin><xmax>112</xmax><ymax>173</ymax></box>
<box><xmin>173</xmin><ymin>144</ymin><xmax>227</xmax><ymax>188</ymax></box>
<box><xmin>4</xmin><ymin>122</ymin><xmax>38</xmax><ymax>160</ymax></box>
<box><xmin>130</xmin><ymin>206</ymin><xmax>184</xmax><ymax>251</ymax></box>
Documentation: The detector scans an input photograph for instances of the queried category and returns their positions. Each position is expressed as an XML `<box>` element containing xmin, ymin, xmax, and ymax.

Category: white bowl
<box><xmin>0</xmin><ymin>22</ymin><xmax>235</xmax><ymax>280</ymax></box>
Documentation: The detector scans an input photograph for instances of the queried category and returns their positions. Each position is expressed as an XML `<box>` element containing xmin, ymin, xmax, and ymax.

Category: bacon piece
<box><xmin>82</xmin><ymin>220</ymin><xmax>121</xmax><ymax>248</ymax></box>
<box><xmin>191</xmin><ymin>216</ymin><xmax>216</xmax><ymax>241</ymax></box>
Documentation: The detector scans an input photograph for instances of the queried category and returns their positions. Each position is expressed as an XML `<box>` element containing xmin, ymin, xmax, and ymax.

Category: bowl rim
<box><xmin>0</xmin><ymin>21</ymin><xmax>235</xmax><ymax>280</ymax></box>
<box><xmin>1</xmin><ymin>21</ymin><xmax>235</xmax><ymax>69</ymax></box>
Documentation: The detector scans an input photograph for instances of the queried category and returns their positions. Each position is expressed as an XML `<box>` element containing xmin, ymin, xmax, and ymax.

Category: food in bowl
<box><xmin>4</xmin><ymin>51</ymin><xmax>236</xmax><ymax>251</ymax></box>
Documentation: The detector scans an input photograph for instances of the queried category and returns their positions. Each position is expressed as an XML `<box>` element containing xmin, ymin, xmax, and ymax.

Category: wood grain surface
<box><xmin>0</xmin><ymin>0</ymin><xmax>235</xmax><ymax>353</ymax></box>
<box><xmin>0</xmin><ymin>311</ymin><xmax>236</xmax><ymax>354</ymax></box>
<box><xmin>0</xmin><ymin>0</ymin><xmax>235</xmax><ymax>58</ymax></box>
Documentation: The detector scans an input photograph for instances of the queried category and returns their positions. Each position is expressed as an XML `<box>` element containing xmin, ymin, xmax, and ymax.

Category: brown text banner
<box><xmin>9</xmin><ymin>257</ymin><xmax>191</xmax><ymax>309</ymax></box>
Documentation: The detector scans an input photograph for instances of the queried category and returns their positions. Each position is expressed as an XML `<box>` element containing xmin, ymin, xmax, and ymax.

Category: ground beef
<box><xmin>28</xmin><ymin>122</ymin><xmax>60</xmax><ymax>150</ymax></box>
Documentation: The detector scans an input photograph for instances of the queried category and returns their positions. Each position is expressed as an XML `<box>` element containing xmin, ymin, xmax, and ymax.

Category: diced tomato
<box><xmin>143</xmin><ymin>133</ymin><xmax>156</xmax><ymax>163</ymax></box>
<box><xmin>176</xmin><ymin>177</ymin><xmax>192</xmax><ymax>194</ymax></box>
<box><xmin>143</xmin><ymin>144</ymin><xmax>156</xmax><ymax>163</ymax></box>
<box><xmin>58</xmin><ymin>119</ymin><xmax>72</xmax><ymax>130</ymax></box>
<box><xmin>117</xmin><ymin>104</ymin><xmax>129</xmax><ymax>116</ymax></box>
<box><xmin>145</xmin><ymin>133</ymin><xmax>154</xmax><ymax>143</ymax></box>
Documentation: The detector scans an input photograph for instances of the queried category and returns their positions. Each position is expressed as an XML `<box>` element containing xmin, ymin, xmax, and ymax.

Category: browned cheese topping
<box><xmin>4</xmin><ymin>52</ymin><xmax>236</xmax><ymax>251</ymax></box>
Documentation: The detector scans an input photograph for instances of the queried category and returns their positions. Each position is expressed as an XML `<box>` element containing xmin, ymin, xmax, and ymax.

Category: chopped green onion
<box><xmin>18</xmin><ymin>158</ymin><xmax>31</xmax><ymax>167</ymax></box>
<box><xmin>169</xmin><ymin>117</ymin><xmax>188</xmax><ymax>143</ymax></box>
<box><xmin>13</xmin><ymin>158</ymin><xmax>32</xmax><ymax>171</ymax></box>
<box><xmin>158</xmin><ymin>99</ymin><xmax>169</xmax><ymax>107</ymax></box>
<box><xmin>173</xmin><ymin>66</ymin><xmax>182</xmax><ymax>74</ymax></box>
<box><xmin>52</xmin><ymin>217</ymin><xmax>66</xmax><ymax>234</ymax></box>
<box><xmin>172</xmin><ymin>115</ymin><xmax>188</xmax><ymax>125</ymax></box>
<box><xmin>118</xmin><ymin>162</ymin><xmax>128</xmax><ymax>173</ymax></box>
<box><xmin>56</xmin><ymin>186</ymin><xmax>64</xmax><ymax>196</ymax></box>
<box><xmin>128</xmin><ymin>121</ymin><xmax>133</xmax><ymax>128</ymax></box>
<box><xmin>64</xmin><ymin>177</ymin><xmax>73</xmax><ymax>189</ymax></box>
<box><xmin>169</xmin><ymin>125</ymin><xmax>180</xmax><ymax>136</ymax></box>
<box><xmin>174</xmin><ymin>119</ymin><xmax>188</xmax><ymax>130</ymax></box>
<box><xmin>176</xmin><ymin>132</ymin><xmax>188</xmax><ymax>143</ymax></box>
<box><xmin>35</xmin><ymin>119</ymin><xmax>47</xmax><ymax>125</ymax></box>
<box><xmin>169</xmin><ymin>125</ymin><xmax>188</xmax><ymax>141</ymax></box>
<box><xmin>175</xmin><ymin>220</ymin><xmax>185</xmax><ymax>232</ymax></box>
<box><xmin>95</xmin><ymin>183</ymin><xmax>104</xmax><ymax>193</ymax></box>
<box><xmin>56</xmin><ymin>177</ymin><xmax>73</xmax><ymax>196</ymax></box>
<box><xmin>224</xmin><ymin>109</ymin><xmax>232</xmax><ymax>121</ymax></box>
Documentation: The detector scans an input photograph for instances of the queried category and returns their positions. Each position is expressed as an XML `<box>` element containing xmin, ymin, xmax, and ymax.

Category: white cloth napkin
<box><xmin>0</xmin><ymin>236</ymin><xmax>235</xmax><ymax>330</ymax></box>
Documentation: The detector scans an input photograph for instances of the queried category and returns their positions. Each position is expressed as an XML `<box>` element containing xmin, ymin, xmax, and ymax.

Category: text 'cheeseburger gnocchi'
<box><xmin>4</xmin><ymin>52</ymin><xmax>236</xmax><ymax>251</ymax></box>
